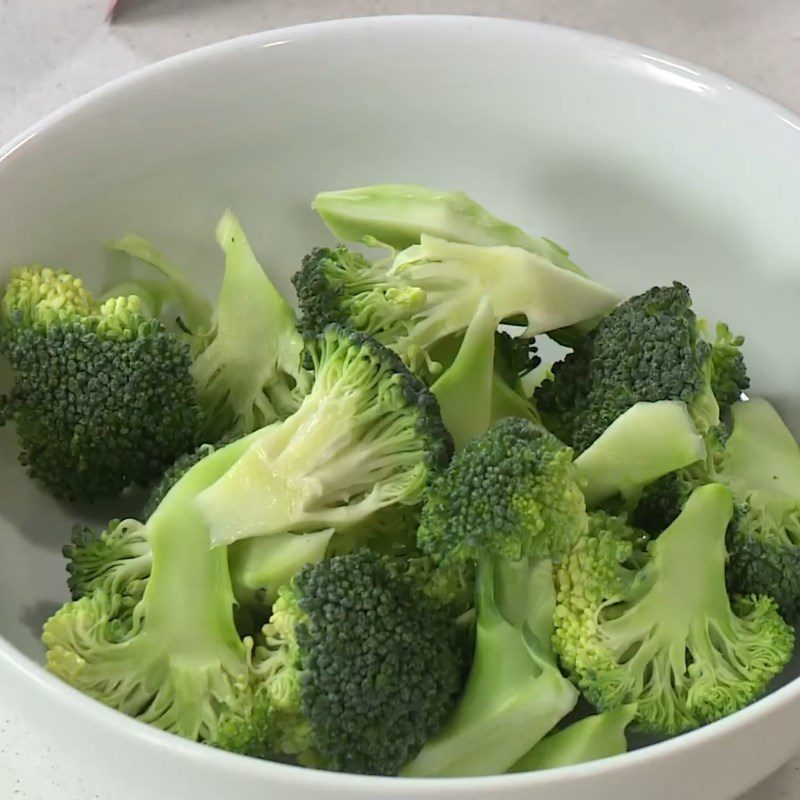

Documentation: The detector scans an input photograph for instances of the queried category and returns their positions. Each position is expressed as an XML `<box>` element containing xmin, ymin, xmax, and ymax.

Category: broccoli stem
<box><xmin>144</xmin><ymin>437</ymin><xmax>254</xmax><ymax>655</ymax></box>
<box><xmin>431</xmin><ymin>296</ymin><xmax>495</xmax><ymax>450</ymax></box>
<box><xmin>229</xmin><ymin>529</ymin><xmax>335</xmax><ymax>606</ymax></box>
<box><xmin>509</xmin><ymin>705</ymin><xmax>636</xmax><ymax>772</ymax></box>
<box><xmin>402</xmin><ymin>557</ymin><xmax>578</xmax><ymax>777</ymax></box>
<box><xmin>312</xmin><ymin>184</ymin><xmax>587</xmax><ymax>277</ymax></box>
<box><xmin>722</xmin><ymin>399</ymin><xmax>800</xmax><ymax>497</ymax></box>
<box><xmin>574</xmin><ymin>401</ymin><xmax>706</xmax><ymax>507</ymax></box>
<box><xmin>110</xmin><ymin>234</ymin><xmax>212</xmax><ymax>333</ymax></box>
<box><xmin>601</xmin><ymin>485</ymin><xmax>735</xmax><ymax>685</ymax></box>
<box><xmin>189</xmin><ymin>211</ymin><xmax>308</xmax><ymax>438</ymax></box>
<box><xmin>394</xmin><ymin>236</ymin><xmax>619</xmax><ymax>349</ymax></box>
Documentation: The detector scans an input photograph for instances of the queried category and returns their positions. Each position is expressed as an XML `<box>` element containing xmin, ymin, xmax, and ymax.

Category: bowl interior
<box><xmin>1</xmin><ymin>14</ymin><xmax>800</xmax><ymax>730</ymax></box>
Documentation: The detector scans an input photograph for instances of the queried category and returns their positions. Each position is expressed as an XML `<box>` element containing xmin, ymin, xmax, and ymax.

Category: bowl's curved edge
<box><xmin>1</xmin><ymin>13</ymin><xmax>800</xmax><ymax>793</ymax></box>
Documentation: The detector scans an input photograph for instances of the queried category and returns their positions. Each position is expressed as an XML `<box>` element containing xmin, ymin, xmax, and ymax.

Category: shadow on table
<box><xmin>111</xmin><ymin>0</ymin><xmax>265</xmax><ymax>23</ymax></box>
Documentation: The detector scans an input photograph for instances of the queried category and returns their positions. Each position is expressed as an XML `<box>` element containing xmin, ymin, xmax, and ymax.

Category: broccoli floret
<box><xmin>494</xmin><ymin>330</ymin><xmax>541</xmax><ymax>385</ymax></box>
<box><xmin>553</xmin><ymin>486</ymin><xmax>794</xmax><ymax>735</ymax></box>
<box><xmin>715</xmin><ymin>399</ymin><xmax>800</xmax><ymax>619</ymax></box>
<box><xmin>214</xmin><ymin>551</ymin><xmax>466</xmax><ymax>775</ymax></box>
<box><xmin>383</xmin><ymin>552</ymin><xmax>476</xmax><ymax>619</ymax></box>
<box><xmin>0</xmin><ymin>267</ymin><xmax>202</xmax><ymax>501</ymax></box>
<box><xmin>115</xmin><ymin>211</ymin><xmax>311</xmax><ymax>441</ymax></box>
<box><xmin>509</xmin><ymin>704</ymin><xmax>636</xmax><ymax>772</ymax></box>
<box><xmin>64</xmin><ymin>518</ymin><xmax>151</xmax><ymax>601</ymax></box>
<box><xmin>43</xmin><ymin>433</ymin><xmax>261</xmax><ymax>741</ymax></box>
<box><xmin>535</xmin><ymin>284</ymin><xmax>747</xmax><ymax>452</ymax></box>
<box><xmin>62</xmin><ymin>519</ymin><xmax>152</xmax><ymax>636</ymax></box>
<box><xmin>574</xmin><ymin>401</ymin><xmax>706</xmax><ymax>508</ymax></box>
<box><xmin>417</xmin><ymin>417</ymin><xmax>586</xmax><ymax>564</ymax></box>
<box><xmin>403</xmin><ymin>418</ymin><xmax>585</xmax><ymax>777</ymax></box>
<box><xmin>292</xmin><ymin>237</ymin><xmax>618</xmax><ymax>379</ymax></box>
<box><xmin>194</xmin><ymin>326</ymin><xmax>452</xmax><ymax>549</ymax></box>
<box><xmin>709</xmin><ymin>322</ymin><xmax>750</xmax><ymax>408</ymax></box>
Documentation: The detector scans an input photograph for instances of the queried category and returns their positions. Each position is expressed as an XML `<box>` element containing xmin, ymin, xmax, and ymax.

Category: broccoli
<box><xmin>214</xmin><ymin>550</ymin><xmax>466</xmax><ymax>775</ymax></box>
<box><xmin>114</xmin><ymin>211</ymin><xmax>311</xmax><ymax>441</ymax></box>
<box><xmin>627</xmin><ymin>422</ymin><xmax>726</xmax><ymax>534</ymax></box>
<box><xmin>194</xmin><ymin>326</ymin><xmax>452</xmax><ymax>549</ymax></box>
<box><xmin>429</xmin><ymin>297</ymin><xmax>539</xmax><ymax>449</ymax></box>
<box><xmin>630</xmin><ymin>399</ymin><xmax>800</xmax><ymax>618</ymax></box>
<box><xmin>574</xmin><ymin>400</ymin><xmax>706</xmax><ymax>508</ymax></box>
<box><xmin>64</xmin><ymin>519</ymin><xmax>151</xmax><ymax>600</ymax></box>
<box><xmin>708</xmin><ymin>322</ymin><xmax>750</xmax><ymax>408</ymax></box>
<box><xmin>535</xmin><ymin>283</ymin><xmax>749</xmax><ymax>452</ymax></box>
<box><xmin>143</xmin><ymin>434</ymin><xmax>241</xmax><ymax>519</ymax></box>
<box><xmin>0</xmin><ymin>267</ymin><xmax>202</xmax><ymax>501</ymax></box>
<box><xmin>312</xmin><ymin>183</ymin><xmax>587</xmax><ymax>277</ymax></box>
<box><xmin>553</xmin><ymin>486</ymin><xmax>794</xmax><ymax>735</ymax></box>
<box><xmin>716</xmin><ymin>399</ymin><xmax>800</xmax><ymax>619</ymax></box>
<box><xmin>62</xmin><ymin>519</ymin><xmax>152</xmax><ymax>636</ymax></box>
<box><xmin>43</xmin><ymin>433</ymin><xmax>260</xmax><ymax>741</ymax></box>
<box><xmin>427</xmin><ymin>297</ymin><xmax>540</xmax><ymax>449</ymax></box>
<box><xmin>402</xmin><ymin>418</ymin><xmax>585</xmax><ymax>777</ymax></box>
<box><xmin>292</xmin><ymin>236</ymin><xmax>619</xmax><ymax>379</ymax></box>
<box><xmin>509</xmin><ymin>704</ymin><xmax>636</xmax><ymax>772</ymax></box>
<box><xmin>383</xmin><ymin>552</ymin><xmax>476</xmax><ymax>619</ymax></box>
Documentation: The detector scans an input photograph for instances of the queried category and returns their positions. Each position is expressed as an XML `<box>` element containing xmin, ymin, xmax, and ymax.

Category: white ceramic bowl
<box><xmin>2</xmin><ymin>15</ymin><xmax>800</xmax><ymax>800</ymax></box>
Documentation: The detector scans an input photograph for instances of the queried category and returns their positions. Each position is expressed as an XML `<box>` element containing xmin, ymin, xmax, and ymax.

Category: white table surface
<box><xmin>1</xmin><ymin>1</ymin><xmax>800</xmax><ymax>797</ymax></box>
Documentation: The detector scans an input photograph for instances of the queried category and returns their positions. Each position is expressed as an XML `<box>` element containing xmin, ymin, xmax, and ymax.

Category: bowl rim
<box><xmin>2</xmin><ymin>12</ymin><xmax>800</xmax><ymax>792</ymax></box>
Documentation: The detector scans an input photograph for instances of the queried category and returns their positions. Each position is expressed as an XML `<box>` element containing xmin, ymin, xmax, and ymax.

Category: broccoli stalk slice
<box><xmin>110</xmin><ymin>234</ymin><xmax>212</xmax><ymax>333</ymax></box>
<box><xmin>430</xmin><ymin>296</ymin><xmax>495</xmax><ymax>450</ymax></box>
<box><xmin>229</xmin><ymin>530</ymin><xmax>335</xmax><ymax>607</ymax></box>
<box><xmin>720</xmin><ymin>399</ymin><xmax>800</xmax><ymax>498</ymax></box>
<box><xmin>196</xmin><ymin>381</ymin><xmax>423</xmax><ymax>546</ymax></box>
<box><xmin>402</xmin><ymin>558</ymin><xmax>578</xmax><ymax>777</ymax></box>
<box><xmin>43</xmin><ymin>435</ymin><xmax>258</xmax><ymax>741</ymax></box>
<box><xmin>194</xmin><ymin>329</ymin><xmax>449</xmax><ymax>548</ymax></box>
<box><xmin>313</xmin><ymin>183</ymin><xmax>588</xmax><ymax>277</ymax></box>
<box><xmin>391</xmin><ymin>235</ymin><xmax>618</xmax><ymax>357</ymax></box>
<box><xmin>431</xmin><ymin>299</ymin><xmax>540</xmax><ymax>450</ymax></box>
<box><xmin>575</xmin><ymin>401</ymin><xmax>706</xmax><ymax>507</ymax></box>
<box><xmin>509</xmin><ymin>704</ymin><xmax>636</xmax><ymax>772</ymax></box>
<box><xmin>188</xmin><ymin>211</ymin><xmax>309</xmax><ymax>440</ymax></box>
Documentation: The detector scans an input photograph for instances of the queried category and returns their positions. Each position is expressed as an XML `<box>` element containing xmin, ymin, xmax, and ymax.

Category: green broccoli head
<box><xmin>382</xmin><ymin>552</ymin><xmax>476</xmax><ymax>619</ymax></box>
<box><xmin>0</xmin><ymin>266</ymin><xmax>202</xmax><ymax>501</ymax></box>
<box><xmin>553</xmin><ymin>486</ymin><xmax>794</xmax><ymax>735</ymax></box>
<box><xmin>214</xmin><ymin>550</ymin><xmax>466</xmax><ymax>775</ymax></box>
<box><xmin>194</xmin><ymin>326</ymin><xmax>453</xmax><ymax>548</ymax></box>
<box><xmin>418</xmin><ymin>417</ymin><xmax>587</xmax><ymax>564</ymax></box>
<box><xmin>535</xmin><ymin>284</ymin><xmax>746</xmax><ymax>452</ymax></box>
<box><xmin>293</xmin><ymin>237</ymin><xmax>618</xmax><ymax>378</ymax></box>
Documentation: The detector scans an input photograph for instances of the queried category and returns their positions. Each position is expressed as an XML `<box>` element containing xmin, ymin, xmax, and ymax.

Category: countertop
<box><xmin>1</xmin><ymin>1</ymin><xmax>799</xmax><ymax>797</ymax></box>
